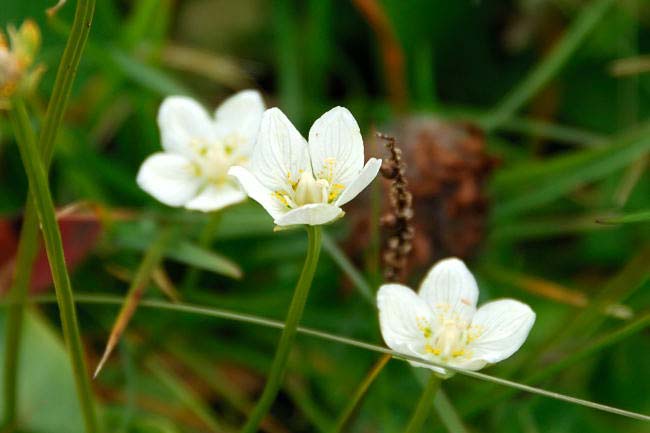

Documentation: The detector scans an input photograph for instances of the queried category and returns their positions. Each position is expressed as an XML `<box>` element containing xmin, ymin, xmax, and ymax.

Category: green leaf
<box><xmin>491</xmin><ymin>122</ymin><xmax>650</xmax><ymax>219</ymax></box>
<box><xmin>0</xmin><ymin>311</ymin><xmax>87</xmax><ymax>433</ymax></box>
<box><xmin>169</xmin><ymin>241</ymin><xmax>243</xmax><ymax>280</ymax></box>
<box><xmin>108</xmin><ymin>49</ymin><xmax>193</xmax><ymax>97</ymax></box>
<box><xmin>110</xmin><ymin>223</ymin><xmax>242</xmax><ymax>280</ymax></box>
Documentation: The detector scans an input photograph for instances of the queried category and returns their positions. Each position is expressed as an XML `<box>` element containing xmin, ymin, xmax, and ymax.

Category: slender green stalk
<box><xmin>434</xmin><ymin>391</ymin><xmax>468</xmax><ymax>433</ymax></box>
<box><xmin>404</xmin><ymin>374</ymin><xmax>441</xmax><ymax>433</ymax></box>
<box><xmin>12</xmin><ymin>293</ymin><xmax>650</xmax><ymax>423</ymax></box>
<box><xmin>331</xmin><ymin>354</ymin><xmax>390</xmax><ymax>433</ymax></box>
<box><xmin>481</xmin><ymin>0</ymin><xmax>614</xmax><ymax>130</ymax></box>
<box><xmin>41</xmin><ymin>0</ymin><xmax>97</xmax><ymax>163</ymax></box>
<box><xmin>412</xmin><ymin>370</ymin><xmax>469</xmax><ymax>433</ymax></box>
<box><xmin>240</xmin><ymin>226</ymin><xmax>322</xmax><ymax>433</ymax></box>
<box><xmin>2</xmin><ymin>0</ymin><xmax>96</xmax><ymax>427</ymax></box>
<box><xmin>9</xmin><ymin>98</ymin><xmax>98</xmax><ymax>433</ymax></box>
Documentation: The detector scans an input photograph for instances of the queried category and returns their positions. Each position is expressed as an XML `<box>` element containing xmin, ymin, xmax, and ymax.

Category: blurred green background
<box><xmin>1</xmin><ymin>0</ymin><xmax>650</xmax><ymax>432</ymax></box>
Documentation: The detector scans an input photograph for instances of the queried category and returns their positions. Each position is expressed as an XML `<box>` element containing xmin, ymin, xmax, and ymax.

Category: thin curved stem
<box><xmin>8</xmin><ymin>293</ymin><xmax>650</xmax><ymax>422</ymax></box>
<box><xmin>404</xmin><ymin>374</ymin><xmax>441</xmax><ymax>433</ymax></box>
<box><xmin>9</xmin><ymin>98</ymin><xmax>99</xmax><ymax>433</ymax></box>
<box><xmin>240</xmin><ymin>226</ymin><xmax>322</xmax><ymax>433</ymax></box>
<box><xmin>2</xmin><ymin>0</ymin><xmax>96</xmax><ymax>429</ymax></box>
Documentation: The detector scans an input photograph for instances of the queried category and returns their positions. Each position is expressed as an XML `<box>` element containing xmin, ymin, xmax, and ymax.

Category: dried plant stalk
<box><xmin>377</xmin><ymin>133</ymin><xmax>414</xmax><ymax>283</ymax></box>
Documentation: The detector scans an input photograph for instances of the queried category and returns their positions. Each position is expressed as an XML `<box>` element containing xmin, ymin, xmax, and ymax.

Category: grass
<box><xmin>1</xmin><ymin>0</ymin><xmax>650</xmax><ymax>432</ymax></box>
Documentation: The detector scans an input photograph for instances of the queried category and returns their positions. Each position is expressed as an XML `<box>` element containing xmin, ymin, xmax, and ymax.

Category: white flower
<box><xmin>229</xmin><ymin>106</ymin><xmax>382</xmax><ymax>226</ymax></box>
<box><xmin>137</xmin><ymin>90</ymin><xmax>265</xmax><ymax>212</ymax></box>
<box><xmin>377</xmin><ymin>258</ymin><xmax>535</xmax><ymax>376</ymax></box>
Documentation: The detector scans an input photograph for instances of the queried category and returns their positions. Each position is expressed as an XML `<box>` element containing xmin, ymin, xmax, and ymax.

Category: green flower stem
<box><xmin>330</xmin><ymin>354</ymin><xmax>390</xmax><ymax>433</ymax></box>
<box><xmin>404</xmin><ymin>373</ymin><xmax>441</xmax><ymax>433</ymax></box>
<box><xmin>9</xmin><ymin>98</ymin><xmax>99</xmax><ymax>433</ymax></box>
<box><xmin>434</xmin><ymin>390</ymin><xmax>469</xmax><ymax>433</ymax></box>
<box><xmin>2</xmin><ymin>0</ymin><xmax>96</xmax><ymax>428</ymax></box>
<box><xmin>241</xmin><ymin>225</ymin><xmax>322</xmax><ymax>433</ymax></box>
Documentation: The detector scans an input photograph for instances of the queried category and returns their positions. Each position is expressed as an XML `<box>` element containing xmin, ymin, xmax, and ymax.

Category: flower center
<box><xmin>273</xmin><ymin>171</ymin><xmax>345</xmax><ymax>209</ymax></box>
<box><xmin>189</xmin><ymin>135</ymin><xmax>247</xmax><ymax>185</ymax></box>
<box><xmin>294</xmin><ymin>171</ymin><xmax>329</xmax><ymax>206</ymax></box>
<box><xmin>419</xmin><ymin>309</ymin><xmax>482</xmax><ymax>362</ymax></box>
<box><xmin>430</xmin><ymin>320</ymin><xmax>466</xmax><ymax>359</ymax></box>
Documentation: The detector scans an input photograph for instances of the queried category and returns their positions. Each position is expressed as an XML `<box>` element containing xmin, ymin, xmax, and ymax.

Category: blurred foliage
<box><xmin>1</xmin><ymin>0</ymin><xmax>650</xmax><ymax>432</ymax></box>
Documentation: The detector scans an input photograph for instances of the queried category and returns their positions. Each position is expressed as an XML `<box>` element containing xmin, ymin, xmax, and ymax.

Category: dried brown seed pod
<box><xmin>377</xmin><ymin>133</ymin><xmax>415</xmax><ymax>283</ymax></box>
<box><xmin>345</xmin><ymin>116</ymin><xmax>497</xmax><ymax>285</ymax></box>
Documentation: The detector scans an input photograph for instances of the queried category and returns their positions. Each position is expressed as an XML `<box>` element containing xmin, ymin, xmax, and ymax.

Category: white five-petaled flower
<box><xmin>377</xmin><ymin>258</ymin><xmax>535</xmax><ymax>376</ymax></box>
<box><xmin>137</xmin><ymin>90</ymin><xmax>265</xmax><ymax>212</ymax></box>
<box><xmin>229</xmin><ymin>106</ymin><xmax>382</xmax><ymax>226</ymax></box>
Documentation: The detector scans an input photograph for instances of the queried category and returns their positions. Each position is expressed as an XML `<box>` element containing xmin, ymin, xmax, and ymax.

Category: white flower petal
<box><xmin>468</xmin><ymin>299</ymin><xmax>535</xmax><ymax>364</ymax></box>
<box><xmin>308</xmin><ymin>106</ymin><xmax>364</xmax><ymax>188</ymax></box>
<box><xmin>229</xmin><ymin>166</ymin><xmax>287</xmax><ymax>220</ymax></box>
<box><xmin>214</xmin><ymin>89</ymin><xmax>265</xmax><ymax>155</ymax></box>
<box><xmin>274</xmin><ymin>203</ymin><xmax>343</xmax><ymax>226</ymax></box>
<box><xmin>250</xmin><ymin>107</ymin><xmax>310</xmax><ymax>193</ymax></box>
<box><xmin>418</xmin><ymin>258</ymin><xmax>479</xmax><ymax>323</ymax></box>
<box><xmin>158</xmin><ymin>96</ymin><xmax>216</xmax><ymax>156</ymax></box>
<box><xmin>450</xmin><ymin>358</ymin><xmax>488</xmax><ymax>372</ymax></box>
<box><xmin>137</xmin><ymin>152</ymin><xmax>201</xmax><ymax>207</ymax></box>
<box><xmin>408</xmin><ymin>360</ymin><xmax>450</xmax><ymax>376</ymax></box>
<box><xmin>334</xmin><ymin>158</ymin><xmax>382</xmax><ymax>206</ymax></box>
<box><xmin>377</xmin><ymin>284</ymin><xmax>433</xmax><ymax>358</ymax></box>
<box><xmin>184</xmin><ymin>182</ymin><xmax>247</xmax><ymax>212</ymax></box>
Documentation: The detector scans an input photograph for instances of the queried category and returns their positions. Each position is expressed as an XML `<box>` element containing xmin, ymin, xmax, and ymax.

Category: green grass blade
<box><xmin>3</xmin><ymin>0</ymin><xmax>97</xmax><ymax>427</ymax></box>
<box><xmin>322</xmin><ymin>233</ymin><xmax>375</xmax><ymax>304</ymax></box>
<box><xmin>596</xmin><ymin>210</ymin><xmax>650</xmax><ymax>225</ymax></box>
<box><xmin>491</xmin><ymin>122</ymin><xmax>650</xmax><ymax>219</ymax></box>
<box><xmin>331</xmin><ymin>354</ymin><xmax>390</xmax><ymax>433</ymax></box>
<box><xmin>482</xmin><ymin>0</ymin><xmax>614</xmax><ymax>130</ymax></box>
<box><xmin>10</xmin><ymin>99</ymin><xmax>99</xmax><ymax>432</ymax></box>
<box><xmin>94</xmin><ymin>228</ymin><xmax>174</xmax><ymax>378</ymax></box>
<box><xmin>20</xmin><ymin>293</ymin><xmax>650</xmax><ymax>423</ymax></box>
